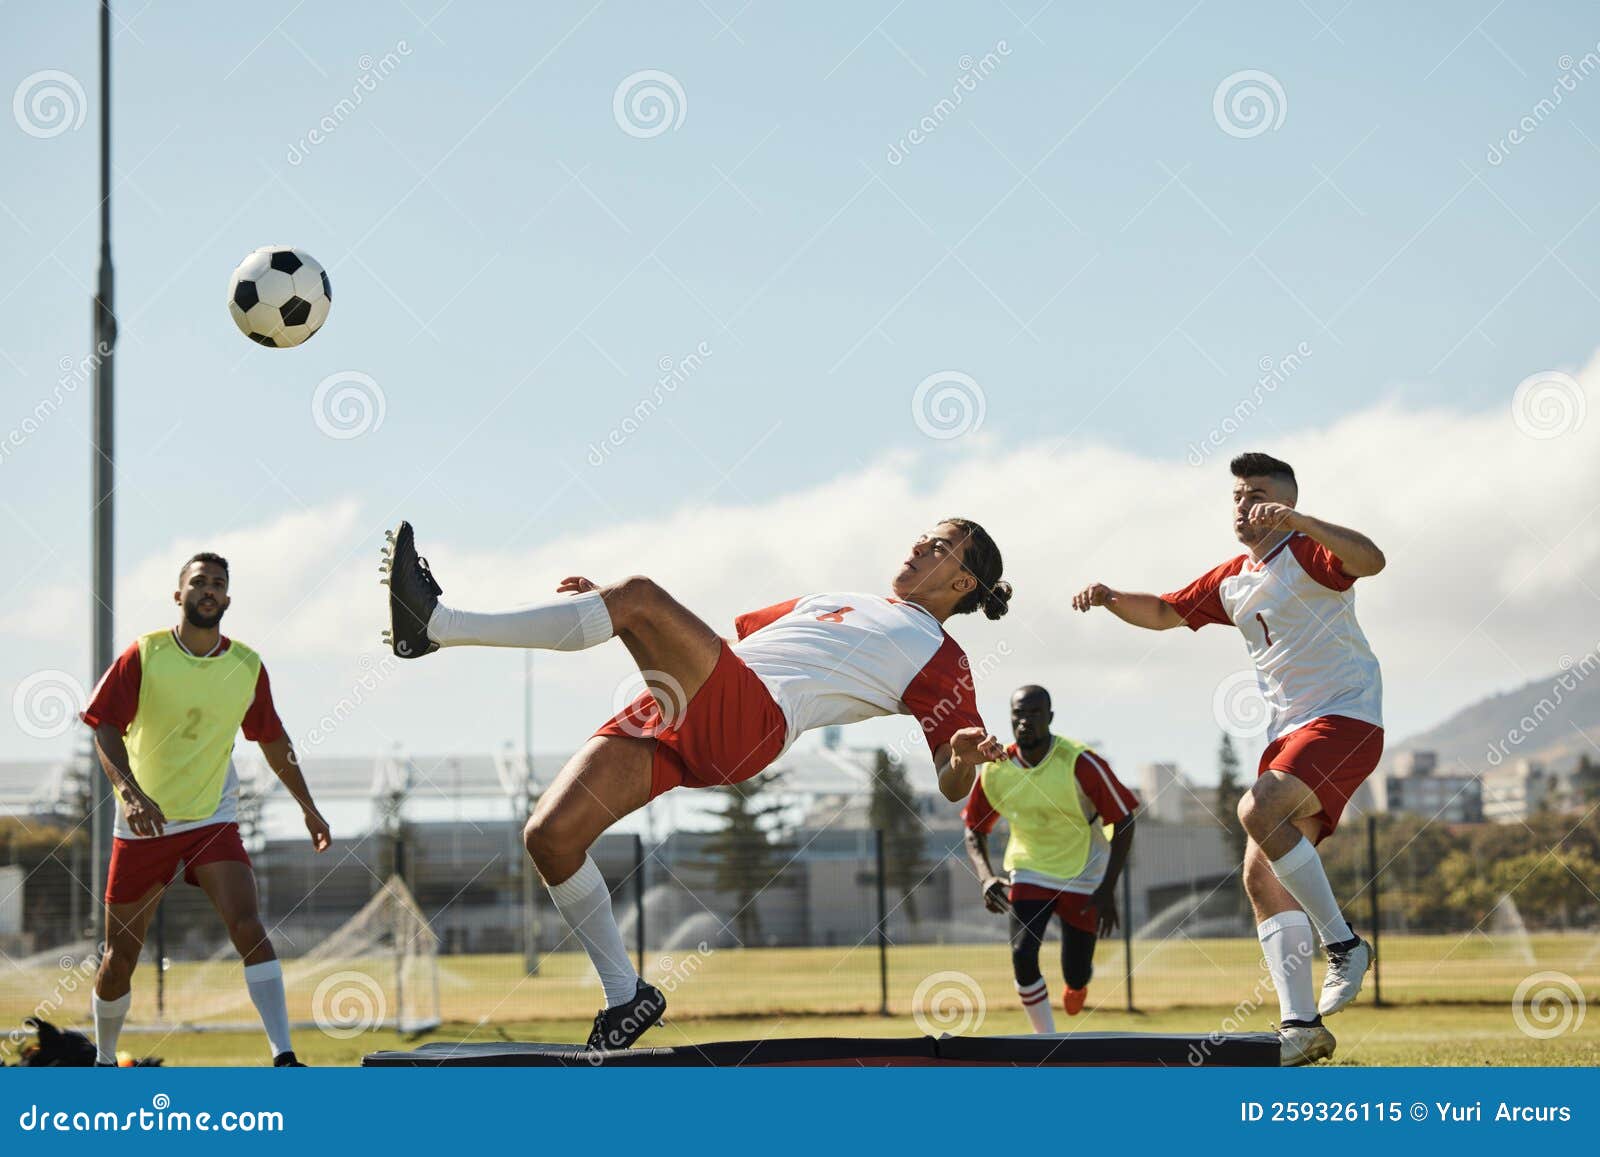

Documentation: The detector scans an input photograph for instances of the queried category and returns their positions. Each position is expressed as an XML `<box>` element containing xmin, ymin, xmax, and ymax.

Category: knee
<box><xmin>1010</xmin><ymin>940</ymin><xmax>1043</xmax><ymax>983</ymax></box>
<box><xmin>1239</xmin><ymin>779</ymin><xmax>1291</xmax><ymax>839</ymax></box>
<box><xmin>226</xmin><ymin>914</ymin><xmax>268</xmax><ymax>952</ymax></box>
<box><xmin>524</xmin><ymin>806</ymin><xmax>590</xmax><ymax>876</ymax></box>
<box><xmin>98</xmin><ymin>943</ymin><xmax>139</xmax><ymax>987</ymax></box>
<box><xmin>605</xmin><ymin>574</ymin><xmax>663</xmax><ymax>623</ymax></box>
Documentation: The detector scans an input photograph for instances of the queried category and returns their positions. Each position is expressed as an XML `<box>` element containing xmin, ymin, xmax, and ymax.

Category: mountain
<box><xmin>1386</xmin><ymin>658</ymin><xmax>1600</xmax><ymax>775</ymax></box>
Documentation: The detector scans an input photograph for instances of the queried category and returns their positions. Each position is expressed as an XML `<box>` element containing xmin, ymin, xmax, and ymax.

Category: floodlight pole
<box><xmin>89</xmin><ymin>0</ymin><xmax>118</xmax><ymax>941</ymax></box>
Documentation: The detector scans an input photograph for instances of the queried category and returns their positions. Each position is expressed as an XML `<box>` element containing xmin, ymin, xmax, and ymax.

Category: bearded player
<box><xmin>384</xmin><ymin>518</ymin><xmax>1011</xmax><ymax>1049</ymax></box>
<box><xmin>964</xmin><ymin>684</ymin><xmax>1137</xmax><ymax>1032</ymax></box>
<box><xmin>81</xmin><ymin>553</ymin><xmax>332</xmax><ymax>1067</ymax></box>
<box><xmin>1073</xmin><ymin>452</ymin><xmax>1383</xmax><ymax>1066</ymax></box>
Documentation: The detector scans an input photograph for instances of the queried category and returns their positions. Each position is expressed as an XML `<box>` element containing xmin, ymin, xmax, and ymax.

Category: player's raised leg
<box><xmin>1007</xmin><ymin>898</ymin><xmax>1057</xmax><ymax>1033</ymax></box>
<box><xmin>192</xmin><ymin>857</ymin><xmax>301</xmax><ymax>1066</ymax></box>
<box><xmin>1240</xmin><ymin>802</ymin><xmax>1334</xmax><ymax>1066</ymax></box>
<box><xmin>93</xmin><ymin>886</ymin><xmax>163</xmax><ymax>1066</ymax></box>
<box><xmin>1241</xmin><ymin>766</ymin><xmax>1373</xmax><ymax>1016</ymax></box>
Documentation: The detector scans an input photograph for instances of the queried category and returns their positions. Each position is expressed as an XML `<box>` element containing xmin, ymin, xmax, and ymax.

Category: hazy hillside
<box><xmin>1387</xmin><ymin>660</ymin><xmax>1600</xmax><ymax>775</ymax></box>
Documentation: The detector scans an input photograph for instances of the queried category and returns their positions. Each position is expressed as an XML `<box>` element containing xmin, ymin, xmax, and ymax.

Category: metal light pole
<box><xmin>89</xmin><ymin>0</ymin><xmax>119</xmax><ymax>938</ymax></box>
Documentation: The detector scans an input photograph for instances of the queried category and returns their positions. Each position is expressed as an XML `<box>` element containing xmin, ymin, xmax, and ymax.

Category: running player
<box><xmin>80</xmin><ymin>552</ymin><xmax>332</xmax><ymax>1067</ymax></box>
<box><xmin>963</xmin><ymin>685</ymin><xmax>1137</xmax><ymax>1032</ymax></box>
<box><xmin>383</xmin><ymin>518</ymin><xmax>1011</xmax><ymax>1049</ymax></box>
<box><xmin>1072</xmin><ymin>452</ymin><xmax>1384</xmax><ymax>1065</ymax></box>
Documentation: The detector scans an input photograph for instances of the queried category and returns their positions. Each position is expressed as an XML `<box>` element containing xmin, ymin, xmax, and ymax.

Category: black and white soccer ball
<box><xmin>227</xmin><ymin>245</ymin><xmax>332</xmax><ymax>348</ymax></box>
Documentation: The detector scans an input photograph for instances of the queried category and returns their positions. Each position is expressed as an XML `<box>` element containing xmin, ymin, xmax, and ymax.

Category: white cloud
<box><xmin>5</xmin><ymin>353</ymin><xmax>1598</xmax><ymax>790</ymax></box>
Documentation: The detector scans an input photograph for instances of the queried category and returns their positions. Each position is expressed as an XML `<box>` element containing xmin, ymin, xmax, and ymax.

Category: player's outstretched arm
<box><xmin>964</xmin><ymin>828</ymin><xmax>1008</xmax><ymax>913</ymax></box>
<box><xmin>1071</xmin><ymin>583</ymin><xmax>1183</xmax><ymax>630</ymax></box>
<box><xmin>937</xmin><ymin>728</ymin><xmax>1005</xmax><ymax>802</ymax></box>
<box><xmin>1249</xmin><ymin>503</ymin><xmax>1386</xmax><ymax>577</ymax></box>
<box><xmin>258</xmin><ymin>733</ymin><xmax>332</xmax><ymax>852</ymax></box>
<box><xmin>92</xmin><ymin>723</ymin><xmax>166</xmax><ymax>838</ymax></box>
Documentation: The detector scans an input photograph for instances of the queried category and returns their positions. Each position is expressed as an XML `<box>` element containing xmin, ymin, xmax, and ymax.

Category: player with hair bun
<box><xmin>383</xmin><ymin>517</ymin><xmax>1011</xmax><ymax>1050</ymax></box>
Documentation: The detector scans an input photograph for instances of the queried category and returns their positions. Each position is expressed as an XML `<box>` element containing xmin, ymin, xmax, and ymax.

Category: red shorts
<box><xmin>1258</xmin><ymin>715</ymin><xmax>1384</xmax><ymax>843</ymax></box>
<box><xmin>105</xmin><ymin>822</ymin><xmax>252</xmax><ymax>905</ymax></box>
<box><xmin>594</xmin><ymin>641</ymin><xmax>788</xmax><ymax>801</ymax></box>
<box><xmin>1008</xmin><ymin>884</ymin><xmax>1100</xmax><ymax>934</ymax></box>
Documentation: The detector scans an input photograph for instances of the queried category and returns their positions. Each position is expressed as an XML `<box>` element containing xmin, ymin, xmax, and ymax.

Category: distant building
<box><xmin>1373</xmin><ymin>749</ymin><xmax>1482</xmax><ymax>823</ymax></box>
<box><xmin>1139</xmin><ymin>761</ymin><xmax>1226</xmax><ymax>826</ymax></box>
<box><xmin>1481</xmin><ymin>759</ymin><xmax>1575</xmax><ymax>823</ymax></box>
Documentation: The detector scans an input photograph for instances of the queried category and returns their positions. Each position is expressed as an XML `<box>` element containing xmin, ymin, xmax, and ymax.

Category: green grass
<box><xmin>6</xmin><ymin>932</ymin><xmax>1596</xmax><ymax>1066</ymax></box>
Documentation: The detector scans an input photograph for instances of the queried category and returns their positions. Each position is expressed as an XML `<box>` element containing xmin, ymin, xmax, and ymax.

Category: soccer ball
<box><xmin>227</xmin><ymin>246</ymin><xmax>331</xmax><ymax>348</ymax></box>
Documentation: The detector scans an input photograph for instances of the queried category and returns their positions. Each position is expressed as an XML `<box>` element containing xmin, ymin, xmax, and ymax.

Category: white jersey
<box><xmin>731</xmin><ymin>593</ymin><xmax>984</xmax><ymax>757</ymax></box>
<box><xmin>1162</xmin><ymin>532</ymin><xmax>1383</xmax><ymax>743</ymax></box>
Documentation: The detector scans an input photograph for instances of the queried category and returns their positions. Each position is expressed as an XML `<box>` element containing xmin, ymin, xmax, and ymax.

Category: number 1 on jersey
<box><xmin>1254</xmin><ymin>612</ymin><xmax>1273</xmax><ymax>646</ymax></box>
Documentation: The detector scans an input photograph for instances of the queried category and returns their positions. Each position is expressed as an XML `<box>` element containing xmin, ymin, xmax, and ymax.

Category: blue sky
<box><xmin>3</xmin><ymin>2</ymin><xmax>1599</xmax><ymax>785</ymax></box>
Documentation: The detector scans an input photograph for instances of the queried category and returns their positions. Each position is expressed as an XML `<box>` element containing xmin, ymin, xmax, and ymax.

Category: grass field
<box><xmin>6</xmin><ymin>932</ymin><xmax>1596</xmax><ymax>1066</ymax></box>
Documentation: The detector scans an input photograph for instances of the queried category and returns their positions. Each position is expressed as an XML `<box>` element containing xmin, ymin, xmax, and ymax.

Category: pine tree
<box><xmin>1217</xmin><ymin>732</ymin><xmax>1249</xmax><ymax>910</ymax></box>
<box><xmin>868</xmin><ymin>748</ymin><xmax>930</xmax><ymax>925</ymax></box>
<box><xmin>695</xmin><ymin>771</ymin><xmax>794</xmax><ymax>947</ymax></box>
<box><xmin>1574</xmin><ymin>753</ymin><xmax>1600</xmax><ymax>804</ymax></box>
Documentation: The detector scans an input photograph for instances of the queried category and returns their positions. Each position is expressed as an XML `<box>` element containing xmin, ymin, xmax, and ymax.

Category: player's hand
<box><xmin>1090</xmin><ymin>884</ymin><xmax>1119</xmax><ymax>936</ymax></box>
<box><xmin>981</xmin><ymin>876</ymin><xmax>1009</xmax><ymax>914</ymax></box>
<box><xmin>1243</xmin><ymin>502</ymin><xmax>1300</xmax><ymax>535</ymax></box>
<box><xmin>556</xmin><ymin>576</ymin><xmax>599</xmax><ymax>594</ymax></box>
<box><xmin>1072</xmin><ymin>583</ymin><xmax>1116</xmax><ymax>612</ymax></box>
<box><xmin>951</xmin><ymin>727</ymin><xmax>1005</xmax><ymax>765</ymax></box>
<box><xmin>121</xmin><ymin>790</ymin><xmax>167</xmax><ymax>838</ymax></box>
<box><xmin>304</xmin><ymin>809</ymin><xmax>332</xmax><ymax>853</ymax></box>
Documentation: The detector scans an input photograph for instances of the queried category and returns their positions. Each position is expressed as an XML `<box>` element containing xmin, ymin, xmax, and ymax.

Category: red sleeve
<box><xmin>80</xmin><ymin>642</ymin><xmax>142</xmax><ymax>733</ymax></box>
<box><xmin>902</xmin><ymin>635</ymin><xmax>985</xmax><ymax>757</ymax></box>
<box><xmin>734</xmin><ymin>597</ymin><xmax>801</xmax><ymax>640</ymax></box>
<box><xmin>962</xmin><ymin>775</ymin><xmax>999</xmax><ymax>833</ymax></box>
<box><xmin>1074</xmin><ymin>750</ymin><xmax>1140</xmax><ymax>823</ymax></box>
<box><xmin>1289</xmin><ymin>533</ymin><xmax>1356</xmax><ymax>591</ymax></box>
<box><xmin>240</xmin><ymin>664</ymin><xmax>286</xmax><ymax>743</ymax></box>
<box><xmin>1160</xmin><ymin>556</ymin><xmax>1245</xmax><ymax>630</ymax></box>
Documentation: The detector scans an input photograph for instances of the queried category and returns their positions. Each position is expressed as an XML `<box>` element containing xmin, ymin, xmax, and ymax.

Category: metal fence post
<box><xmin>634</xmin><ymin>833</ymin><xmax>646</xmax><ymax>973</ymax></box>
<box><xmin>1367</xmin><ymin>814</ymin><xmax>1383</xmax><ymax>1007</ymax></box>
<box><xmin>1122</xmin><ymin>855</ymin><xmax>1135</xmax><ymax>1013</ymax></box>
<box><xmin>154</xmin><ymin>901</ymin><xmax>165</xmax><ymax>1020</ymax></box>
<box><xmin>874</xmin><ymin>828</ymin><xmax>889</xmax><ymax>1016</ymax></box>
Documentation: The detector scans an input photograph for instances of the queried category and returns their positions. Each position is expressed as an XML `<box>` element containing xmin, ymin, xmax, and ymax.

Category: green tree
<box><xmin>868</xmin><ymin>749</ymin><xmax>930</xmax><ymax>925</ymax></box>
<box><xmin>1216</xmin><ymin>733</ymin><xmax>1249</xmax><ymax>863</ymax></box>
<box><xmin>695</xmin><ymin>771</ymin><xmax>794</xmax><ymax>947</ymax></box>
<box><xmin>1574</xmin><ymin>753</ymin><xmax>1600</xmax><ymax>804</ymax></box>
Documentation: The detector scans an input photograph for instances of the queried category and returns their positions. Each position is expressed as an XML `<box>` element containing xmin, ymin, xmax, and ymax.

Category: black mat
<box><xmin>363</xmin><ymin>1032</ymin><xmax>1278</xmax><ymax>1067</ymax></box>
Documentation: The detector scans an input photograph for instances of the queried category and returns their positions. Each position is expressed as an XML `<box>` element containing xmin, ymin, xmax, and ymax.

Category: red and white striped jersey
<box><xmin>1162</xmin><ymin>532</ymin><xmax>1383</xmax><ymax>743</ymax></box>
<box><xmin>732</xmin><ymin>593</ymin><xmax>984</xmax><ymax>758</ymax></box>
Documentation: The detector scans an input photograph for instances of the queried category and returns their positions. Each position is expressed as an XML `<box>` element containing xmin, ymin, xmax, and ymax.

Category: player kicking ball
<box><xmin>963</xmin><ymin>684</ymin><xmax>1137</xmax><ymax>1031</ymax></box>
<box><xmin>383</xmin><ymin>518</ymin><xmax>1011</xmax><ymax>1050</ymax></box>
<box><xmin>81</xmin><ymin>553</ymin><xmax>333</xmax><ymax>1067</ymax></box>
<box><xmin>1072</xmin><ymin>452</ymin><xmax>1384</xmax><ymax>1066</ymax></box>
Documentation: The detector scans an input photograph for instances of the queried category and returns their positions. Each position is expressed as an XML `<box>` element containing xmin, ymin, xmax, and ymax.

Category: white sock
<box><xmin>244</xmin><ymin>959</ymin><xmax>294</xmax><ymax>1058</ymax></box>
<box><xmin>428</xmin><ymin>590</ymin><xmax>613</xmax><ymax>651</ymax></box>
<box><xmin>548</xmin><ymin>855</ymin><xmax>639</xmax><ymax>1008</ymax></box>
<box><xmin>92</xmin><ymin>990</ymin><xmax>131</xmax><ymax>1064</ymax></box>
<box><xmin>1015</xmin><ymin>977</ymin><xmax>1055</xmax><ymax>1034</ymax></box>
<box><xmin>1259</xmin><ymin>911</ymin><xmax>1318</xmax><ymax>1023</ymax></box>
<box><xmin>1269</xmin><ymin>837</ymin><xmax>1354</xmax><ymax>946</ymax></box>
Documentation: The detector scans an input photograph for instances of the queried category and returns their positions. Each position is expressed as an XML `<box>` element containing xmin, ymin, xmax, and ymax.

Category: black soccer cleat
<box><xmin>272</xmin><ymin>1050</ymin><xmax>306</xmax><ymax>1068</ymax></box>
<box><xmin>586</xmin><ymin>981</ymin><xmax>667</xmax><ymax>1052</ymax></box>
<box><xmin>381</xmin><ymin>520</ymin><xmax>442</xmax><ymax>659</ymax></box>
